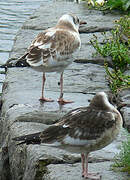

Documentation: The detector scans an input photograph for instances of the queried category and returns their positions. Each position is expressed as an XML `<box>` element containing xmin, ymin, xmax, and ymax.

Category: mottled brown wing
<box><xmin>56</xmin><ymin>107</ymin><xmax>117</xmax><ymax>140</ymax></box>
<box><xmin>26</xmin><ymin>29</ymin><xmax>80</xmax><ymax>66</ymax></box>
<box><xmin>26</xmin><ymin>31</ymin><xmax>52</xmax><ymax>65</ymax></box>
<box><xmin>50</xmin><ymin>30</ymin><xmax>80</xmax><ymax>57</ymax></box>
<box><xmin>39</xmin><ymin>107</ymin><xmax>117</xmax><ymax>144</ymax></box>
<box><xmin>40</xmin><ymin>125</ymin><xmax>69</xmax><ymax>143</ymax></box>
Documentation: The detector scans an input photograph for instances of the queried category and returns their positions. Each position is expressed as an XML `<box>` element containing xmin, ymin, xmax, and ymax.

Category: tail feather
<box><xmin>12</xmin><ymin>132</ymin><xmax>41</xmax><ymax>145</ymax></box>
<box><xmin>17</xmin><ymin>53</ymin><xmax>29</xmax><ymax>61</ymax></box>
<box><xmin>15</xmin><ymin>53</ymin><xmax>30</xmax><ymax>67</ymax></box>
<box><xmin>0</xmin><ymin>52</ymin><xmax>30</xmax><ymax>68</ymax></box>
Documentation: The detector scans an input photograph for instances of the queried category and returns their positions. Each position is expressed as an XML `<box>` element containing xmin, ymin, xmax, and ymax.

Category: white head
<box><xmin>57</xmin><ymin>14</ymin><xmax>80</xmax><ymax>32</ymax></box>
<box><xmin>90</xmin><ymin>92</ymin><xmax>115</xmax><ymax>111</ymax></box>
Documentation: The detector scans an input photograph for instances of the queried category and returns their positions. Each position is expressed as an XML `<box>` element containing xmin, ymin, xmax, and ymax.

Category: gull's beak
<box><xmin>79</xmin><ymin>21</ymin><xmax>87</xmax><ymax>25</ymax></box>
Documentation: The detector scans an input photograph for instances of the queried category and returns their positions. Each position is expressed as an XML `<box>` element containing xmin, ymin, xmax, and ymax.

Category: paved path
<box><xmin>0</xmin><ymin>1</ymin><xmax>129</xmax><ymax>180</ymax></box>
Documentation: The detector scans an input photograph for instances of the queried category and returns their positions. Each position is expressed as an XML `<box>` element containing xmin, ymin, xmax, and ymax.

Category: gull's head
<box><xmin>90</xmin><ymin>92</ymin><xmax>115</xmax><ymax>111</ymax></box>
<box><xmin>57</xmin><ymin>14</ymin><xmax>81</xmax><ymax>32</ymax></box>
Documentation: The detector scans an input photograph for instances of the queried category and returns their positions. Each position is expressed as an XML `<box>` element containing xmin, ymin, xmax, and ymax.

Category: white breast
<box><xmin>63</xmin><ymin>135</ymin><xmax>96</xmax><ymax>146</ymax></box>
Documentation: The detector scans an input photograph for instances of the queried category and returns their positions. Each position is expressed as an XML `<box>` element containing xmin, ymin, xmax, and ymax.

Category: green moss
<box><xmin>35</xmin><ymin>159</ymin><xmax>51</xmax><ymax>179</ymax></box>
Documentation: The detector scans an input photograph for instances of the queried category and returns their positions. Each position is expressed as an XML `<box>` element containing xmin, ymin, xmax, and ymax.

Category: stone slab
<box><xmin>0</xmin><ymin>1</ymin><xmax>129</xmax><ymax>180</ymax></box>
<box><xmin>9</xmin><ymin>1</ymin><xmax>120</xmax><ymax>63</ymax></box>
<box><xmin>8</xmin><ymin>122</ymin><xmax>128</xmax><ymax>180</ymax></box>
<box><xmin>43</xmin><ymin>162</ymin><xmax>128</xmax><ymax>180</ymax></box>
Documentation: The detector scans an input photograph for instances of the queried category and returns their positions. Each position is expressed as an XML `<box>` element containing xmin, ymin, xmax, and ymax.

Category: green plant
<box><xmin>106</xmin><ymin>0</ymin><xmax>130</xmax><ymax>11</ymax></box>
<box><xmin>91</xmin><ymin>30</ymin><xmax>129</xmax><ymax>72</ymax></box>
<box><xmin>105</xmin><ymin>64</ymin><xmax>130</xmax><ymax>93</ymax></box>
<box><xmin>112</xmin><ymin>132</ymin><xmax>130</xmax><ymax>174</ymax></box>
<box><xmin>115</xmin><ymin>16</ymin><xmax>130</xmax><ymax>38</ymax></box>
<box><xmin>90</xmin><ymin>16</ymin><xmax>130</xmax><ymax>93</ymax></box>
<box><xmin>86</xmin><ymin>0</ymin><xmax>130</xmax><ymax>12</ymax></box>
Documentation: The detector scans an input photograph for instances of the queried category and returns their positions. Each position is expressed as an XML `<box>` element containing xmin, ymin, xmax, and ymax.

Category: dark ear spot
<box><xmin>77</xmin><ymin>17</ymin><xmax>79</xmax><ymax>24</ymax></box>
<box><xmin>72</xmin><ymin>16</ymin><xmax>76</xmax><ymax>24</ymax></box>
<box><xmin>73</xmin><ymin>16</ymin><xmax>79</xmax><ymax>25</ymax></box>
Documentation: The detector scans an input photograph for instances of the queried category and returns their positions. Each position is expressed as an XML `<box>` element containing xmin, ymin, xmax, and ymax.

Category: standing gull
<box><xmin>13</xmin><ymin>92</ymin><xmax>123</xmax><ymax>179</ymax></box>
<box><xmin>19</xmin><ymin>13</ymin><xmax>85</xmax><ymax>104</ymax></box>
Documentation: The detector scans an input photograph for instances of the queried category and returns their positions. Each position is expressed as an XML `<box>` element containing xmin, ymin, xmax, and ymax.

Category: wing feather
<box><xmin>26</xmin><ymin>28</ymin><xmax>80</xmax><ymax>66</ymax></box>
<box><xmin>56</xmin><ymin>107</ymin><xmax>116</xmax><ymax>140</ymax></box>
<box><xmin>39</xmin><ymin>107</ymin><xmax>117</xmax><ymax>145</ymax></box>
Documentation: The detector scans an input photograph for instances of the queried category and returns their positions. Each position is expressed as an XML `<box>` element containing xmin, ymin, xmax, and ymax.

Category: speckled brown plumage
<box><xmin>13</xmin><ymin>92</ymin><xmax>123</xmax><ymax>179</ymax></box>
<box><xmin>18</xmin><ymin>13</ymin><xmax>83</xmax><ymax>103</ymax></box>
<box><xmin>27</xmin><ymin>30</ymin><xmax>80</xmax><ymax>65</ymax></box>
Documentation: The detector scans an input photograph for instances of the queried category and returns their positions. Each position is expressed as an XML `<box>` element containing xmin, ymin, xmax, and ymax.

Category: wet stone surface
<box><xmin>43</xmin><ymin>162</ymin><xmax>127</xmax><ymax>180</ymax></box>
<box><xmin>0</xmin><ymin>1</ymin><xmax>129</xmax><ymax>180</ymax></box>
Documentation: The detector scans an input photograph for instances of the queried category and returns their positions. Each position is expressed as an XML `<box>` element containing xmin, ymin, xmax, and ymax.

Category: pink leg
<box><xmin>81</xmin><ymin>153</ymin><xmax>101</xmax><ymax>180</ymax></box>
<box><xmin>57</xmin><ymin>72</ymin><xmax>74</xmax><ymax>105</ymax></box>
<box><xmin>39</xmin><ymin>73</ymin><xmax>54</xmax><ymax>102</ymax></box>
<box><xmin>81</xmin><ymin>153</ymin><xmax>85</xmax><ymax>177</ymax></box>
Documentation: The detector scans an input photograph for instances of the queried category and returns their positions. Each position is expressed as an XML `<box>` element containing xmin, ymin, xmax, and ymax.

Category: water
<box><xmin>0</xmin><ymin>0</ymin><xmax>45</xmax><ymax>92</ymax></box>
<box><xmin>0</xmin><ymin>0</ymin><xmax>45</xmax><ymax>64</ymax></box>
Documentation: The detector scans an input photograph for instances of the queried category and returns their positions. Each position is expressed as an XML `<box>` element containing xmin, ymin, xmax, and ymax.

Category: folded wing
<box><xmin>26</xmin><ymin>29</ymin><xmax>80</xmax><ymax>67</ymax></box>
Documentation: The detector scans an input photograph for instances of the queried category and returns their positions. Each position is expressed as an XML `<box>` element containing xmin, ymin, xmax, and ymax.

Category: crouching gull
<box><xmin>13</xmin><ymin>92</ymin><xmax>123</xmax><ymax>179</ymax></box>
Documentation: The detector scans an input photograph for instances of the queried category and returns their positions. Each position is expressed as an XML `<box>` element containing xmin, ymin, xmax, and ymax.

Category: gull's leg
<box><xmin>83</xmin><ymin>153</ymin><xmax>101</xmax><ymax>180</ymax></box>
<box><xmin>57</xmin><ymin>72</ymin><xmax>74</xmax><ymax>104</ymax></box>
<box><xmin>39</xmin><ymin>73</ymin><xmax>54</xmax><ymax>102</ymax></box>
<box><xmin>81</xmin><ymin>153</ymin><xmax>85</xmax><ymax>177</ymax></box>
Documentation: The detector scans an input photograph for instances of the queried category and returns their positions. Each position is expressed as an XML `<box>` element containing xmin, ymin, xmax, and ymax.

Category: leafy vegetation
<box><xmin>91</xmin><ymin>30</ymin><xmax>129</xmax><ymax>71</ymax></box>
<box><xmin>90</xmin><ymin>16</ymin><xmax>130</xmax><ymax>94</ymax></box>
<box><xmin>87</xmin><ymin>2</ymin><xmax>130</xmax><ymax>175</ymax></box>
<box><xmin>86</xmin><ymin>0</ymin><xmax>130</xmax><ymax>12</ymax></box>
<box><xmin>106</xmin><ymin>0</ymin><xmax>130</xmax><ymax>11</ymax></box>
<box><xmin>104</xmin><ymin>65</ymin><xmax>130</xmax><ymax>93</ymax></box>
<box><xmin>112</xmin><ymin>132</ymin><xmax>130</xmax><ymax>174</ymax></box>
